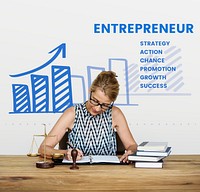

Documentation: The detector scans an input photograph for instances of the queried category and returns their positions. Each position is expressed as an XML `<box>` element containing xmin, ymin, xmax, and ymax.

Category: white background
<box><xmin>0</xmin><ymin>0</ymin><xmax>199</xmax><ymax>155</ymax></box>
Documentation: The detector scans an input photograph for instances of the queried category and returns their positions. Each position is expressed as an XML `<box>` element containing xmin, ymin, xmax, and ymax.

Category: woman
<box><xmin>38</xmin><ymin>71</ymin><xmax>137</xmax><ymax>163</ymax></box>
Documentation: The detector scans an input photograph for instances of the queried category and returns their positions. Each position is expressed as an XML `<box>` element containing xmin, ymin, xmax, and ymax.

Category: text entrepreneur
<box><xmin>94</xmin><ymin>23</ymin><xmax>194</xmax><ymax>34</ymax></box>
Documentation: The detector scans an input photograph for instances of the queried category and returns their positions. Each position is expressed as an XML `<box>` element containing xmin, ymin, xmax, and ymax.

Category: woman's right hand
<box><xmin>65</xmin><ymin>148</ymin><xmax>83</xmax><ymax>161</ymax></box>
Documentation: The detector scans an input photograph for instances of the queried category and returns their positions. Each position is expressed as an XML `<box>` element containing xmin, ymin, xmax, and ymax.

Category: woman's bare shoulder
<box><xmin>112</xmin><ymin>106</ymin><xmax>123</xmax><ymax>115</ymax></box>
<box><xmin>112</xmin><ymin>106</ymin><xmax>125</xmax><ymax>122</ymax></box>
<box><xmin>60</xmin><ymin>106</ymin><xmax>75</xmax><ymax>120</ymax></box>
<box><xmin>63</xmin><ymin>106</ymin><xmax>75</xmax><ymax>113</ymax></box>
<box><xmin>56</xmin><ymin>106</ymin><xmax>75</xmax><ymax>130</ymax></box>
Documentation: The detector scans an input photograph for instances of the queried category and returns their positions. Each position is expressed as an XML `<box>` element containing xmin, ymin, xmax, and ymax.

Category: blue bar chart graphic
<box><xmin>11</xmin><ymin>65</ymin><xmax>73</xmax><ymax>113</ymax></box>
<box><xmin>9</xmin><ymin>43</ymin><xmax>190</xmax><ymax>114</ymax></box>
<box><xmin>10</xmin><ymin>43</ymin><xmax>74</xmax><ymax>114</ymax></box>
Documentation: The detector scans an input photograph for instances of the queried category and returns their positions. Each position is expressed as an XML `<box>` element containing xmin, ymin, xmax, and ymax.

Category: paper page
<box><xmin>62</xmin><ymin>155</ymin><xmax>120</xmax><ymax>164</ymax></box>
<box><xmin>62</xmin><ymin>156</ymin><xmax>90</xmax><ymax>164</ymax></box>
<box><xmin>91</xmin><ymin>155</ymin><xmax>120</xmax><ymax>163</ymax></box>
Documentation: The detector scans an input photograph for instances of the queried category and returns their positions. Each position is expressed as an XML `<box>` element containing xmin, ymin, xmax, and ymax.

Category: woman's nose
<box><xmin>94</xmin><ymin>105</ymin><xmax>102</xmax><ymax>111</ymax></box>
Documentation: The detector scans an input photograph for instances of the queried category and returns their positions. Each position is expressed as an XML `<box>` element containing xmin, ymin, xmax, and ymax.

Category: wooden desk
<box><xmin>0</xmin><ymin>155</ymin><xmax>199</xmax><ymax>191</ymax></box>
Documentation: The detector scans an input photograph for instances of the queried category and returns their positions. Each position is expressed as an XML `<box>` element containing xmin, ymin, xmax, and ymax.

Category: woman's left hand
<box><xmin>119</xmin><ymin>150</ymin><xmax>133</xmax><ymax>163</ymax></box>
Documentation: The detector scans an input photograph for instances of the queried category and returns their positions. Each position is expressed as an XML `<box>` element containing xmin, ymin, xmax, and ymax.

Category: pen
<box><xmin>66</xmin><ymin>141</ymin><xmax>74</xmax><ymax>148</ymax></box>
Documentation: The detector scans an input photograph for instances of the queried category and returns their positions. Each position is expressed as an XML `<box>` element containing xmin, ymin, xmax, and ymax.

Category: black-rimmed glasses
<box><xmin>89</xmin><ymin>93</ymin><xmax>113</xmax><ymax>110</ymax></box>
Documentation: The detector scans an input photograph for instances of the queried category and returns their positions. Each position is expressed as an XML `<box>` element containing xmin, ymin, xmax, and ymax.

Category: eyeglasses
<box><xmin>89</xmin><ymin>93</ymin><xmax>113</xmax><ymax>110</ymax></box>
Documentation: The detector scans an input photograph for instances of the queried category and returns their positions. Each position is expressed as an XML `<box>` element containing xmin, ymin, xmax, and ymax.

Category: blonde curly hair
<box><xmin>90</xmin><ymin>71</ymin><xmax>119</xmax><ymax>101</ymax></box>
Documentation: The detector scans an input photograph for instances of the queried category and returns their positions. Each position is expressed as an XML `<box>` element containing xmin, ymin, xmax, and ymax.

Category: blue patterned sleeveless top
<box><xmin>68</xmin><ymin>102</ymin><xmax>117</xmax><ymax>155</ymax></box>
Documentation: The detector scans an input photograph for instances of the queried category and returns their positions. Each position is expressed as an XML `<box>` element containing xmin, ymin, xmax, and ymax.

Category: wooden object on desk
<box><xmin>70</xmin><ymin>148</ymin><xmax>79</xmax><ymax>169</ymax></box>
<box><xmin>0</xmin><ymin>155</ymin><xmax>200</xmax><ymax>191</ymax></box>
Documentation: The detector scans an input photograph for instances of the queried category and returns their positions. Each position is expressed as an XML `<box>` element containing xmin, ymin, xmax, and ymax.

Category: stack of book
<box><xmin>128</xmin><ymin>141</ymin><xmax>171</xmax><ymax>168</ymax></box>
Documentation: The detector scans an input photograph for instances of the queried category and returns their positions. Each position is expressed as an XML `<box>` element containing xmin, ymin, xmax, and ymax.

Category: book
<box><xmin>134</xmin><ymin>160</ymin><xmax>163</xmax><ymax>168</ymax></box>
<box><xmin>128</xmin><ymin>154</ymin><xmax>165</xmax><ymax>162</ymax></box>
<box><xmin>62</xmin><ymin>155</ymin><xmax>120</xmax><ymax>164</ymax></box>
<box><xmin>137</xmin><ymin>141</ymin><xmax>168</xmax><ymax>152</ymax></box>
<box><xmin>136</xmin><ymin>147</ymin><xmax>172</xmax><ymax>157</ymax></box>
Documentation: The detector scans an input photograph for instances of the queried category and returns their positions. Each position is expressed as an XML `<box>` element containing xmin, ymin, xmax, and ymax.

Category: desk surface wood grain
<box><xmin>0</xmin><ymin>155</ymin><xmax>200</xmax><ymax>191</ymax></box>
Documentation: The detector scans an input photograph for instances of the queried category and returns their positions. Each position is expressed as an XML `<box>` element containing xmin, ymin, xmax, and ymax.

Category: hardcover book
<box><xmin>134</xmin><ymin>160</ymin><xmax>163</xmax><ymax>168</ymax></box>
<box><xmin>137</xmin><ymin>141</ymin><xmax>168</xmax><ymax>152</ymax></box>
<box><xmin>128</xmin><ymin>154</ymin><xmax>165</xmax><ymax>162</ymax></box>
<box><xmin>136</xmin><ymin>147</ymin><xmax>172</xmax><ymax>157</ymax></box>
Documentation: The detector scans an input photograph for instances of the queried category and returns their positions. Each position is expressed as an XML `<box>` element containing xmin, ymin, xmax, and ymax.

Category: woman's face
<box><xmin>86</xmin><ymin>89</ymin><xmax>113</xmax><ymax>116</ymax></box>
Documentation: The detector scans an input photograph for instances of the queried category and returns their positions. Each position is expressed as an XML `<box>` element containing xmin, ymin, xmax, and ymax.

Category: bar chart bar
<box><xmin>52</xmin><ymin>65</ymin><xmax>73</xmax><ymax>112</ymax></box>
<box><xmin>12</xmin><ymin>84</ymin><xmax>31</xmax><ymax>113</ymax></box>
<box><xmin>71</xmin><ymin>75</ymin><xmax>86</xmax><ymax>104</ymax></box>
<box><xmin>31</xmin><ymin>74</ymin><xmax>49</xmax><ymax>113</ymax></box>
<box><xmin>108</xmin><ymin>58</ymin><xmax>129</xmax><ymax>104</ymax></box>
<box><xmin>87</xmin><ymin>66</ymin><xmax>105</xmax><ymax>98</ymax></box>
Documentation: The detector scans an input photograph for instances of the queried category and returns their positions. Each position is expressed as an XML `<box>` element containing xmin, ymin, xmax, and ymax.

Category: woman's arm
<box><xmin>112</xmin><ymin>106</ymin><xmax>137</xmax><ymax>162</ymax></box>
<box><xmin>38</xmin><ymin>106</ymin><xmax>83</xmax><ymax>159</ymax></box>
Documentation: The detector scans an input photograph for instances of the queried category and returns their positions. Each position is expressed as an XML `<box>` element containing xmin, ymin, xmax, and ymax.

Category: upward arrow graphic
<box><xmin>10</xmin><ymin>43</ymin><xmax>66</xmax><ymax>78</ymax></box>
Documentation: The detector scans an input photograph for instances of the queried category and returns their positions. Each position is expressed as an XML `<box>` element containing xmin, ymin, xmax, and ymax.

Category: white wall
<box><xmin>0</xmin><ymin>0</ymin><xmax>199</xmax><ymax>155</ymax></box>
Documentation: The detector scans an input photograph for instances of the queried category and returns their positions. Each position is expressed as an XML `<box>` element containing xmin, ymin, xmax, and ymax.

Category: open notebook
<box><xmin>62</xmin><ymin>155</ymin><xmax>120</xmax><ymax>164</ymax></box>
